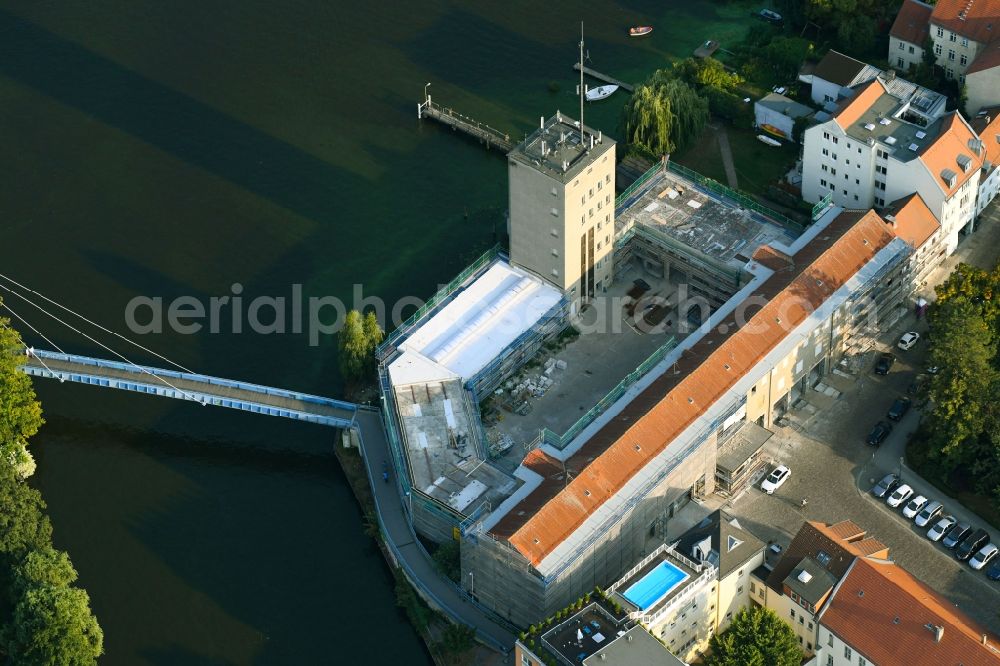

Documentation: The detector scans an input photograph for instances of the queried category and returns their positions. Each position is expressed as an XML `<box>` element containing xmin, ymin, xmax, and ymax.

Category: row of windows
<box><xmin>935</xmin><ymin>25</ymin><xmax>970</xmax><ymax>47</ymax></box>
<box><xmin>896</xmin><ymin>41</ymin><xmax>916</xmax><ymax>55</ymax></box>
<box><xmin>572</xmin><ymin>173</ymin><xmax>612</xmax><ymax>189</ymax></box>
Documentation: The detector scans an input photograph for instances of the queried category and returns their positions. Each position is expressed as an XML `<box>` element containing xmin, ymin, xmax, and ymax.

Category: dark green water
<box><xmin>0</xmin><ymin>1</ymin><xmax>750</xmax><ymax>663</ymax></box>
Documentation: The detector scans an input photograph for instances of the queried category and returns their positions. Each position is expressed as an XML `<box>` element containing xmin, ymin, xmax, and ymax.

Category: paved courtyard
<box><xmin>722</xmin><ymin>209</ymin><xmax>1000</xmax><ymax>635</ymax></box>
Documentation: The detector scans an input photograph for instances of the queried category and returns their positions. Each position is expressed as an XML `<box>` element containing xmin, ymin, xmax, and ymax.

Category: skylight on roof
<box><xmin>915</xmin><ymin>130</ymin><xmax>927</xmax><ymax>139</ymax></box>
<box><xmin>864</xmin><ymin>123</ymin><xmax>876</xmax><ymax>131</ymax></box>
<box><xmin>879</xmin><ymin>118</ymin><xmax>891</xmax><ymax>125</ymax></box>
<box><xmin>884</xmin><ymin>136</ymin><xmax>897</xmax><ymax>145</ymax></box>
<box><xmin>909</xmin><ymin>143</ymin><xmax>919</xmax><ymax>152</ymax></box>
<box><xmin>727</xmin><ymin>535</ymin><xmax>743</xmax><ymax>553</ymax></box>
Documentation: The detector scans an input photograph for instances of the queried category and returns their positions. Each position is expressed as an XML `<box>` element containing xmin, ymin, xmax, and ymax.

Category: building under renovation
<box><xmin>377</xmin><ymin>110</ymin><xmax>922</xmax><ymax>629</ymax></box>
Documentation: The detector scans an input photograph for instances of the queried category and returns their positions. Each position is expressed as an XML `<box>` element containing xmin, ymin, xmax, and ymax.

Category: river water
<box><xmin>0</xmin><ymin>1</ymin><xmax>743</xmax><ymax>662</ymax></box>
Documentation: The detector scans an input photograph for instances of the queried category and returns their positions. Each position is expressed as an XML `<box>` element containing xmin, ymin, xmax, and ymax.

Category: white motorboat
<box><xmin>586</xmin><ymin>84</ymin><xmax>619</xmax><ymax>102</ymax></box>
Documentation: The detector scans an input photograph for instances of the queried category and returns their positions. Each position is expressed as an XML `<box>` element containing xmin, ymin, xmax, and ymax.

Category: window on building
<box><xmin>798</xmin><ymin>636</ymin><xmax>803</xmax><ymax>644</ymax></box>
<box><xmin>846</xmin><ymin>158</ymin><xmax>850</xmax><ymax>165</ymax></box>
<box><xmin>832</xmin><ymin>153</ymin><xmax>838</xmax><ymax>161</ymax></box>
<box><xmin>597</xmin><ymin>180</ymin><xmax>602</xmax><ymax>190</ymax></box>
<box><xmin>961</xmin><ymin>53</ymin><xmax>968</xmax><ymax>65</ymax></box>
<box><xmin>948</xmin><ymin>49</ymin><xmax>955</xmax><ymax>61</ymax></box>
<box><xmin>833</xmin><ymin>137</ymin><xmax>839</xmax><ymax>145</ymax></box>
<box><xmin>550</xmin><ymin>187</ymin><xmax>558</xmax><ymax>196</ymax></box>
<box><xmin>859</xmin><ymin>658</ymin><xmax>867</xmax><ymax>666</ymax></box>
<box><xmin>808</xmin><ymin>621</ymin><xmax>814</xmax><ymax>630</ymax></box>
<box><xmin>605</xmin><ymin>174</ymin><xmax>610</xmax><ymax>184</ymax></box>
<box><xmin>790</xmin><ymin>609</ymin><xmax>796</xmax><ymax>619</ymax></box>
<box><xmin>843</xmin><ymin>189</ymin><xmax>847</xmax><ymax>195</ymax></box>
<box><xmin>845</xmin><ymin>646</ymin><xmax>853</xmax><ymax>659</ymax></box>
<box><xmin>799</xmin><ymin>616</ymin><xmax>804</xmax><ymax>625</ymax></box>
<box><xmin>550</xmin><ymin>228</ymin><xmax>559</xmax><ymax>237</ymax></box>
<box><xmin>738</xmin><ymin>586</ymin><xmax>744</xmax><ymax>594</ymax></box>
<box><xmin>551</xmin><ymin>208</ymin><xmax>559</xmax><ymax>217</ymax></box>
<box><xmin>855</xmin><ymin>178</ymin><xmax>860</xmax><ymax>185</ymax></box>
<box><xmin>831</xmin><ymin>168</ymin><xmax>837</xmax><ymax>176</ymax></box>
<box><xmin>807</xmin><ymin>642</ymin><xmax>813</xmax><ymax>651</ymax></box>
<box><xmin>827</xmin><ymin>657</ymin><xmax>834</xmax><ymax>666</ymax></box>
<box><xmin>897</xmin><ymin>57</ymin><xmax>904</xmax><ymax>68</ymax></box>
<box><xmin>962</xmin><ymin>37</ymin><xmax>969</xmax><ymax>47</ymax></box>
<box><xmin>521</xmin><ymin>654</ymin><xmax>531</xmax><ymax>666</ymax></box>
<box><xmin>820</xmin><ymin>179</ymin><xmax>827</xmax><ymax>187</ymax></box>
<box><xmin>959</xmin><ymin>74</ymin><xmax>966</xmax><ymax>84</ymax></box>
<box><xmin>588</xmin><ymin>208</ymin><xmax>593</xmax><ymax>218</ymax></box>
<box><xmin>822</xmin><ymin>148</ymin><xmax>829</xmax><ymax>156</ymax></box>
<box><xmin>897</xmin><ymin>41</ymin><xmax>904</xmax><ymax>50</ymax></box>
<box><xmin>936</xmin><ymin>27</ymin><xmax>944</xmax><ymax>37</ymax></box>
<box><xmin>949</xmin><ymin>32</ymin><xmax>956</xmax><ymax>42</ymax></box>
<box><xmin>551</xmin><ymin>248</ymin><xmax>559</xmax><ymax>257</ymax></box>
<box><xmin>854</xmin><ymin>194</ymin><xmax>859</xmax><ymax>201</ymax></box>
<box><xmin>828</xmin><ymin>634</ymin><xmax>834</xmax><ymax>647</ymax></box>
<box><xmin>822</xmin><ymin>164</ymin><xmax>828</xmax><ymax>172</ymax></box>
<box><xmin>825</xmin><ymin>94</ymin><xmax>835</xmax><ymax>103</ymax></box>
<box><xmin>935</xmin><ymin>43</ymin><xmax>943</xmax><ymax>56</ymax></box>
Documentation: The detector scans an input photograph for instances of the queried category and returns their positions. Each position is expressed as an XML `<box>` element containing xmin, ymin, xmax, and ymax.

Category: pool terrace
<box><xmin>539</xmin><ymin>601</ymin><xmax>633</xmax><ymax>666</ymax></box>
<box><xmin>607</xmin><ymin>542</ymin><xmax>715</xmax><ymax>626</ymax></box>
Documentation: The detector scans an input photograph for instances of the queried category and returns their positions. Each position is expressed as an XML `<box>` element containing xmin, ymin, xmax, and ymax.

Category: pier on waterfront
<box><xmin>573</xmin><ymin>63</ymin><xmax>634</xmax><ymax>93</ymax></box>
<box><xmin>417</xmin><ymin>90</ymin><xmax>513</xmax><ymax>153</ymax></box>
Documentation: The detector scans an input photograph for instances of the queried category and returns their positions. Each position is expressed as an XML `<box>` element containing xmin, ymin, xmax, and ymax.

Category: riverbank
<box><xmin>333</xmin><ymin>440</ymin><xmax>492</xmax><ymax>665</ymax></box>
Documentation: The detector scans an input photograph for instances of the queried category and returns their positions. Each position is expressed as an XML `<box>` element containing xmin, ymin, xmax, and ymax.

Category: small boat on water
<box><xmin>755</xmin><ymin>9</ymin><xmax>783</xmax><ymax>24</ymax></box>
<box><xmin>757</xmin><ymin>134</ymin><xmax>782</xmax><ymax>147</ymax></box>
<box><xmin>629</xmin><ymin>26</ymin><xmax>653</xmax><ymax>37</ymax></box>
<box><xmin>586</xmin><ymin>84</ymin><xmax>619</xmax><ymax>101</ymax></box>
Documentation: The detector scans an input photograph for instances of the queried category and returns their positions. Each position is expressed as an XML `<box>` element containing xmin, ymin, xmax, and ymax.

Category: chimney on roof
<box><xmin>934</xmin><ymin>625</ymin><xmax>945</xmax><ymax>643</ymax></box>
<box><xmin>984</xmin><ymin>634</ymin><xmax>990</xmax><ymax>646</ymax></box>
<box><xmin>886</xmin><ymin>69</ymin><xmax>896</xmax><ymax>82</ymax></box>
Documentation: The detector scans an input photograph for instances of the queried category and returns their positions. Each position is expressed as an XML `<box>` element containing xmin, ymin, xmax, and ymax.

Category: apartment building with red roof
<box><xmin>816</xmin><ymin>558</ymin><xmax>1000</xmax><ymax>665</ymax></box>
<box><xmin>973</xmin><ymin>106</ymin><xmax>1000</xmax><ymax>214</ymax></box>
<box><xmin>461</xmin><ymin>207</ymin><xmax>914</xmax><ymax>627</ymax></box>
<box><xmin>888</xmin><ymin>0</ymin><xmax>1000</xmax><ymax>113</ymax></box>
<box><xmin>802</xmin><ymin>74</ymin><xmax>984</xmax><ymax>257</ymax></box>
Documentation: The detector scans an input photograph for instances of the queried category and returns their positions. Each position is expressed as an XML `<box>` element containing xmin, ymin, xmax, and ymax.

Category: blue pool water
<box><xmin>622</xmin><ymin>561</ymin><xmax>690</xmax><ymax>610</ymax></box>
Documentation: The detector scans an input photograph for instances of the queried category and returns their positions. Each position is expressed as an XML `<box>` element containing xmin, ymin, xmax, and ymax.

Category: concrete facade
<box><xmin>968</xmin><ymin>66</ymin><xmax>1000</xmax><ymax>118</ymax></box>
<box><xmin>508</xmin><ymin>113</ymin><xmax>616</xmax><ymax>314</ymax></box>
<box><xmin>890</xmin><ymin>34</ymin><xmax>926</xmax><ymax>73</ymax></box>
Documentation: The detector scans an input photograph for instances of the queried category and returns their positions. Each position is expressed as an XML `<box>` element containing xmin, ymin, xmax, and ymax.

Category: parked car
<box><xmin>886</xmin><ymin>483</ymin><xmax>914</xmax><ymax>508</ymax></box>
<box><xmin>942</xmin><ymin>522</ymin><xmax>972</xmax><ymax>549</ymax></box>
<box><xmin>987</xmin><ymin>559</ymin><xmax>1000</xmax><ymax>581</ymax></box>
<box><xmin>872</xmin><ymin>473</ymin><xmax>900</xmax><ymax>499</ymax></box>
<box><xmin>914</xmin><ymin>500</ymin><xmax>944</xmax><ymax>527</ymax></box>
<box><xmin>761</xmin><ymin>465</ymin><xmax>790</xmax><ymax>495</ymax></box>
<box><xmin>867</xmin><ymin>421</ymin><xmax>893</xmax><ymax>447</ymax></box>
<box><xmin>970</xmin><ymin>543</ymin><xmax>998</xmax><ymax>570</ymax></box>
<box><xmin>874</xmin><ymin>353</ymin><xmax>896</xmax><ymax>375</ymax></box>
<box><xmin>898</xmin><ymin>331</ymin><xmax>920</xmax><ymax>350</ymax></box>
<box><xmin>887</xmin><ymin>397</ymin><xmax>912</xmax><ymax>421</ymax></box>
<box><xmin>902</xmin><ymin>495</ymin><xmax>928</xmax><ymax>519</ymax></box>
<box><xmin>927</xmin><ymin>515</ymin><xmax>957</xmax><ymax>541</ymax></box>
<box><xmin>955</xmin><ymin>528</ymin><xmax>990</xmax><ymax>561</ymax></box>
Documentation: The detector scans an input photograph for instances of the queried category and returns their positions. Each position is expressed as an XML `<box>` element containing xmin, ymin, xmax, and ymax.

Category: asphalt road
<box><xmin>724</xmin><ymin>208</ymin><xmax>1000</xmax><ymax>635</ymax></box>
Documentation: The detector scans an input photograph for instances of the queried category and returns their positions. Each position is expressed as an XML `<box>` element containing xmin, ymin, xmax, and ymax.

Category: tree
<box><xmin>623</xmin><ymin>72</ymin><xmax>709</xmax><ymax>156</ymax></box>
<box><xmin>837</xmin><ymin>14</ymin><xmax>877</xmax><ymax>58</ymax></box>
<box><xmin>675</xmin><ymin>58</ymin><xmax>744</xmax><ymax>92</ymax></box>
<box><xmin>362</xmin><ymin>311</ymin><xmax>384</xmax><ymax>370</ymax></box>
<box><xmin>11</xmin><ymin>547</ymin><xmax>78</xmax><ymax>598</ymax></box>
<box><xmin>7</xmin><ymin>585</ymin><xmax>103</xmax><ymax>665</ymax></box>
<box><xmin>924</xmin><ymin>300</ymin><xmax>996</xmax><ymax>463</ymax></box>
<box><xmin>433</xmin><ymin>622</ymin><xmax>475</xmax><ymax>666</ymax></box>
<box><xmin>0</xmin><ymin>307</ymin><xmax>44</xmax><ymax>468</ymax></box>
<box><xmin>431</xmin><ymin>539</ymin><xmax>461</xmax><ymax>582</ymax></box>
<box><xmin>765</xmin><ymin>37</ymin><xmax>814</xmax><ymax>80</ymax></box>
<box><xmin>705</xmin><ymin>607</ymin><xmax>800</xmax><ymax>666</ymax></box>
<box><xmin>337</xmin><ymin>310</ymin><xmax>369</xmax><ymax>382</ymax></box>
<box><xmin>0</xmin><ymin>464</ymin><xmax>52</xmax><ymax>565</ymax></box>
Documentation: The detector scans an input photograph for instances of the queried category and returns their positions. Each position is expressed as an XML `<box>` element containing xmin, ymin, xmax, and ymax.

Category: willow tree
<box><xmin>623</xmin><ymin>72</ymin><xmax>709</xmax><ymax>156</ymax></box>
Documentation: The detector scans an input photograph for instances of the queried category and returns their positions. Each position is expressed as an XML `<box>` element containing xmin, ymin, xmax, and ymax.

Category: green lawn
<box><xmin>673</xmin><ymin>123</ymin><xmax>799</xmax><ymax>198</ymax></box>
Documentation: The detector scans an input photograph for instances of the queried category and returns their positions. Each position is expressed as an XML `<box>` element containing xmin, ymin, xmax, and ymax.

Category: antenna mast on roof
<box><xmin>579</xmin><ymin>21</ymin><xmax>585</xmax><ymax>148</ymax></box>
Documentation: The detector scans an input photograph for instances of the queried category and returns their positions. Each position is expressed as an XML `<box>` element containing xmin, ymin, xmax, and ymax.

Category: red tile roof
<box><xmin>977</xmin><ymin>109</ymin><xmax>1000</xmax><ymax>167</ymax></box>
<box><xmin>918</xmin><ymin>113</ymin><xmax>985</xmax><ymax>197</ymax></box>
<box><xmin>833</xmin><ymin>79</ymin><xmax>887</xmax><ymax>130</ymax></box>
<box><xmin>930</xmin><ymin>0</ymin><xmax>1000</xmax><ymax>44</ymax></box>
<box><xmin>493</xmin><ymin>213</ymin><xmax>899</xmax><ymax>566</ymax></box>
<box><xmin>821</xmin><ymin>558</ymin><xmax>1000</xmax><ymax>666</ymax></box>
<box><xmin>968</xmin><ymin>39</ymin><xmax>1000</xmax><ymax>74</ymax></box>
<box><xmin>884</xmin><ymin>193</ymin><xmax>940</xmax><ymax>249</ymax></box>
<box><xmin>767</xmin><ymin>520</ymin><xmax>887</xmax><ymax>592</ymax></box>
<box><xmin>891</xmin><ymin>0</ymin><xmax>934</xmax><ymax>45</ymax></box>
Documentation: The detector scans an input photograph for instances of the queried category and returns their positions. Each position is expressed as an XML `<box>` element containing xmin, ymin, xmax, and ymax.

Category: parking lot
<box><xmin>724</xmin><ymin>214</ymin><xmax>1000</xmax><ymax>635</ymax></box>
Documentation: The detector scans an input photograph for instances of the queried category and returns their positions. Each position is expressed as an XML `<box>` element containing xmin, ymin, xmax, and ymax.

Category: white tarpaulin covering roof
<box><xmin>389</xmin><ymin>261</ymin><xmax>562</xmax><ymax>384</ymax></box>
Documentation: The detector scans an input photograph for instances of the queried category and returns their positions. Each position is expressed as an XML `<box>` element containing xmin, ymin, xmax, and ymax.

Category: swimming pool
<box><xmin>622</xmin><ymin>561</ymin><xmax>690</xmax><ymax>610</ymax></box>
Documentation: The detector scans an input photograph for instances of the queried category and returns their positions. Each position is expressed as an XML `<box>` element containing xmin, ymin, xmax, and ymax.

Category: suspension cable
<box><xmin>0</xmin><ymin>272</ymin><xmax>196</xmax><ymax>374</ymax></box>
<box><xmin>0</xmin><ymin>282</ymin><xmax>200</xmax><ymax>401</ymax></box>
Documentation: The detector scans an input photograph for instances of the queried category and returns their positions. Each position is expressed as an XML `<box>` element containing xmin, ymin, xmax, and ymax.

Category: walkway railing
<box><xmin>614</xmin><ymin>161</ymin><xmax>662</xmax><ymax>215</ymax></box>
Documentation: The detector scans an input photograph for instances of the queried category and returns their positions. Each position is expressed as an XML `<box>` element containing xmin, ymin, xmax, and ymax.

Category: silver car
<box><xmin>927</xmin><ymin>515</ymin><xmax>957</xmax><ymax>542</ymax></box>
<box><xmin>886</xmin><ymin>484</ymin><xmax>913</xmax><ymax>508</ymax></box>
<box><xmin>914</xmin><ymin>500</ymin><xmax>944</xmax><ymax>527</ymax></box>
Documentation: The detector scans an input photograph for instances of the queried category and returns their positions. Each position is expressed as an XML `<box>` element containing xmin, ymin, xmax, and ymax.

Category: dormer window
<box><xmin>941</xmin><ymin>168</ymin><xmax>957</xmax><ymax>188</ymax></box>
<box><xmin>957</xmin><ymin>154</ymin><xmax>972</xmax><ymax>173</ymax></box>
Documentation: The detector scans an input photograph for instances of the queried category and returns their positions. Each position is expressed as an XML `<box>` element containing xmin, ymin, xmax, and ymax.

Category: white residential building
<box><xmin>973</xmin><ymin>106</ymin><xmax>1000</xmax><ymax>217</ymax></box>
<box><xmin>802</xmin><ymin>76</ymin><xmax>984</xmax><ymax>255</ymax></box>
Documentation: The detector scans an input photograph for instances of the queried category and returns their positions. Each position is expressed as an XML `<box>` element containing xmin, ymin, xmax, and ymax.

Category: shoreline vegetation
<box><xmin>1</xmin><ymin>299</ymin><xmax>104</xmax><ymax>664</ymax></box>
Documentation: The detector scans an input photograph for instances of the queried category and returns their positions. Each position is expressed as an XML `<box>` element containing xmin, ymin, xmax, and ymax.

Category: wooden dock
<box><xmin>417</xmin><ymin>96</ymin><xmax>514</xmax><ymax>153</ymax></box>
<box><xmin>573</xmin><ymin>64</ymin><xmax>635</xmax><ymax>93</ymax></box>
